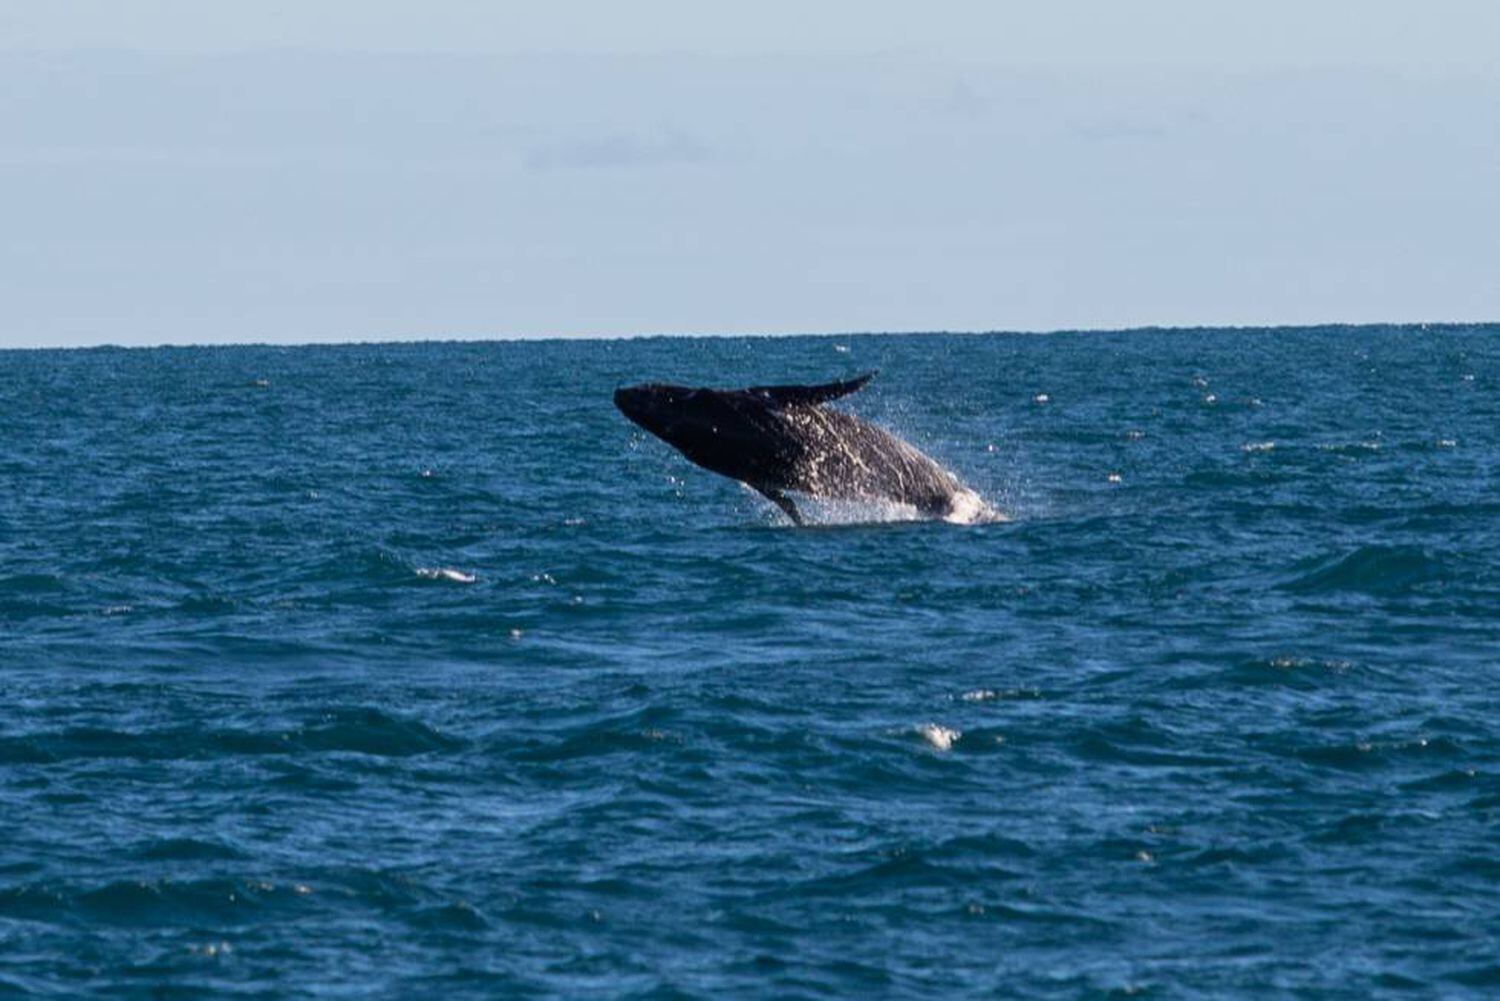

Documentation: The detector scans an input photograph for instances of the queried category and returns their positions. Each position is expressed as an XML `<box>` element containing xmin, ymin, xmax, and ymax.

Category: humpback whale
<box><xmin>614</xmin><ymin>371</ymin><xmax>986</xmax><ymax>525</ymax></box>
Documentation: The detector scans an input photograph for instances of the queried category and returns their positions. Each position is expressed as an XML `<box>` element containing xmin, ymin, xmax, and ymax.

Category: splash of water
<box><xmin>769</xmin><ymin>406</ymin><xmax>1006</xmax><ymax>525</ymax></box>
<box><xmin>749</xmin><ymin>484</ymin><xmax>1007</xmax><ymax>526</ymax></box>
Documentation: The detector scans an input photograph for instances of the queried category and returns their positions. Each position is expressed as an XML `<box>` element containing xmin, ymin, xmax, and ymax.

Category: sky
<box><xmin>3</xmin><ymin>1</ymin><xmax>1499</xmax><ymax>347</ymax></box>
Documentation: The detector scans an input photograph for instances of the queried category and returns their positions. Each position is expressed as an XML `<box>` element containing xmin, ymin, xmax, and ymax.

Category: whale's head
<box><xmin>614</xmin><ymin>382</ymin><xmax>782</xmax><ymax>478</ymax></box>
<box><xmin>615</xmin><ymin>383</ymin><xmax>720</xmax><ymax>444</ymax></box>
<box><xmin>615</xmin><ymin>373</ymin><xmax>876</xmax><ymax>488</ymax></box>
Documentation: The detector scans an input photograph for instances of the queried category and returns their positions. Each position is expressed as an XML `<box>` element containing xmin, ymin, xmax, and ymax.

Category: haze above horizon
<box><xmin>4</xmin><ymin>2</ymin><xmax>1499</xmax><ymax>348</ymax></box>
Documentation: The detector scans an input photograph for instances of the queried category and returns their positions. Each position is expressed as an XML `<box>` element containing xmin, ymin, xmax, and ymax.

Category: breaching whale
<box><xmin>614</xmin><ymin>371</ymin><xmax>987</xmax><ymax>525</ymax></box>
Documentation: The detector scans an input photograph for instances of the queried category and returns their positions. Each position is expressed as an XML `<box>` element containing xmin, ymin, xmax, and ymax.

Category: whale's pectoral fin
<box><xmin>753</xmin><ymin>484</ymin><xmax>803</xmax><ymax>525</ymax></box>
<box><xmin>750</xmin><ymin>371</ymin><xmax>876</xmax><ymax>409</ymax></box>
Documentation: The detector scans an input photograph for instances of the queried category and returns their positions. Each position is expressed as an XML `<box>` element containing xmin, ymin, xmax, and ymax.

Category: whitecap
<box><xmin>917</xmin><ymin>723</ymin><xmax>961</xmax><ymax>752</ymax></box>
<box><xmin>189</xmin><ymin>941</ymin><xmax>233</xmax><ymax>957</ymax></box>
<box><xmin>945</xmin><ymin>489</ymin><xmax>1008</xmax><ymax>525</ymax></box>
<box><xmin>415</xmin><ymin>567</ymin><xmax>476</xmax><ymax>584</ymax></box>
<box><xmin>1242</xmin><ymin>441</ymin><xmax>1275</xmax><ymax>453</ymax></box>
<box><xmin>961</xmin><ymin>687</ymin><xmax>1040</xmax><ymax>702</ymax></box>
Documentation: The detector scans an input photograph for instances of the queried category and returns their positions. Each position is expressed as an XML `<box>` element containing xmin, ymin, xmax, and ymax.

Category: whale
<box><xmin>614</xmin><ymin>371</ymin><xmax>986</xmax><ymax>525</ymax></box>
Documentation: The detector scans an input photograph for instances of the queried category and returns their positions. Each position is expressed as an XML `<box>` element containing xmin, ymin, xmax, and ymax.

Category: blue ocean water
<box><xmin>1</xmin><ymin>326</ymin><xmax>1498</xmax><ymax>998</ymax></box>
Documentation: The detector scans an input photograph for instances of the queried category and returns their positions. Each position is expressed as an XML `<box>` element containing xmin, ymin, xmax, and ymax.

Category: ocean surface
<box><xmin>2</xmin><ymin>326</ymin><xmax>1498</xmax><ymax>999</ymax></box>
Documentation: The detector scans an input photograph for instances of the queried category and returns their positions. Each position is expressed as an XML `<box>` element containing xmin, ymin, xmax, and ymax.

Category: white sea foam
<box><xmin>189</xmin><ymin>941</ymin><xmax>233</xmax><ymax>957</ymax></box>
<box><xmin>945</xmin><ymin>489</ymin><xmax>1008</xmax><ymax>524</ymax></box>
<box><xmin>960</xmin><ymin>687</ymin><xmax>1040</xmax><ymax>702</ymax></box>
<box><xmin>1242</xmin><ymin>441</ymin><xmax>1276</xmax><ymax>453</ymax></box>
<box><xmin>793</xmin><ymin>496</ymin><xmax>924</xmax><ymax>525</ymax></box>
<box><xmin>416</xmin><ymin>567</ymin><xmax>476</xmax><ymax>584</ymax></box>
<box><xmin>918</xmin><ymin>723</ymin><xmax>961</xmax><ymax>752</ymax></box>
<box><xmin>782</xmin><ymin>489</ymin><xmax>1006</xmax><ymax>527</ymax></box>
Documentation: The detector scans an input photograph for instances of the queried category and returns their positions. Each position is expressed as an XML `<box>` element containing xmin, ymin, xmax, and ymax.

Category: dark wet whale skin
<box><xmin>613</xmin><ymin>373</ymin><xmax>965</xmax><ymax>521</ymax></box>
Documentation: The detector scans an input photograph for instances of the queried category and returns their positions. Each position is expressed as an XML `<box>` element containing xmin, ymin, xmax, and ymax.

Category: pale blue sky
<box><xmin>3</xmin><ymin>1</ymin><xmax>1498</xmax><ymax>346</ymax></box>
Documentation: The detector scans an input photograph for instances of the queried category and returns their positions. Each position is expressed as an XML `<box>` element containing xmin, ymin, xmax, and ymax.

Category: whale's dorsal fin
<box><xmin>750</xmin><ymin>371</ymin><xmax>876</xmax><ymax>408</ymax></box>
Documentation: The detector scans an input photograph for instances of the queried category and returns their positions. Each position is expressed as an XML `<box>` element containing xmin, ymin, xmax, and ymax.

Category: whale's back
<box><xmin>777</xmin><ymin>406</ymin><xmax>961</xmax><ymax>513</ymax></box>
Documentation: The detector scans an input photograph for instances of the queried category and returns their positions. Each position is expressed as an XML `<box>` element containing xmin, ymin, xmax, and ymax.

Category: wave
<box><xmin>0</xmin><ymin>573</ymin><xmax>69</xmax><ymax>594</ymax></box>
<box><xmin>133</xmin><ymin>838</ymin><xmax>246</xmax><ymax>862</ymax></box>
<box><xmin>0</xmin><ymin>868</ymin><xmax>479</xmax><ymax>930</ymax></box>
<box><xmin>0</xmin><ymin>708</ymin><xmax>460</xmax><ymax>764</ymax></box>
<box><xmin>0</xmin><ymin>877</ymin><xmax>303</xmax><ymax>926</ymax></box>
<box><xmin>1280</xmin><ymin>545</ymin><xmax>1448</xmax><ymax>596</ymax></box>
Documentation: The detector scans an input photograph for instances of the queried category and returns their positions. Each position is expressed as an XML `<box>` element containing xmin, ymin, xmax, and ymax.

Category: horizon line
<box><xmin>2</xmin><ymin>319</ymin><xmax>1495</xmax><ymax>353</ymax></box>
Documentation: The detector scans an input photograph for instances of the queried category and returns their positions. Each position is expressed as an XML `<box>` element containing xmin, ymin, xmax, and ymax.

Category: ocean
<box><xmin>2</xmin><ymin>326</ymin><xmax>1497</xmax><ymax>998</ymax></box>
